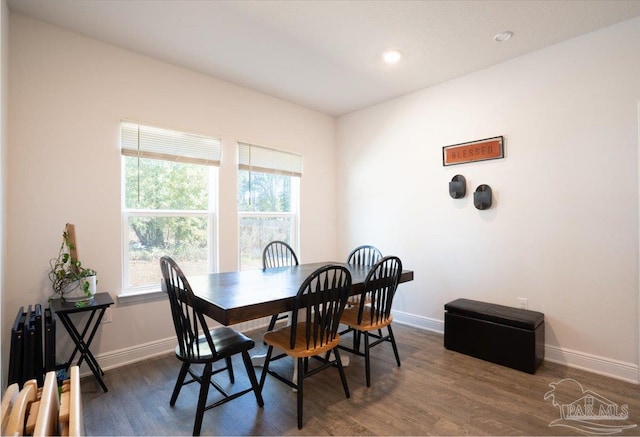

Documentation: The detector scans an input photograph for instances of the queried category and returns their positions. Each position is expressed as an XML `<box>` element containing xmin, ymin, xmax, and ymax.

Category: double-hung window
<box><xmin>237</xmin><ymin>142</ymin><xmax>301</xmax><ymax>270</ymax></box>
<box><xmin>121</xmin><ymin>122</ymin><xmax>220</xmax><ymax>293</ymax></box>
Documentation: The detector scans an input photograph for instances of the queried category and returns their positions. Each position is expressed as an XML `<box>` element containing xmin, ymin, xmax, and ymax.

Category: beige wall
<box><xmin>1</xmin><ymin>0</ymin><xmax>9</xmax><ymax>389</ymax></box>
<box><xmin>5</xmin><ymin>13</ymin><xmax>337</xmax><ymax>373</ymax></box>
<box><xmin>5</xmin><ymin>11</ymin><xmax>639</xmax><ymax>385</ymax></box>
<box><xmin>336</xmin><ymin>17</ymin><xmax>640</xmax><ymax>382</ymax></box>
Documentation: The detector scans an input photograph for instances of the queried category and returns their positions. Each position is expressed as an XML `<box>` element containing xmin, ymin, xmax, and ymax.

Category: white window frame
<box><xmin>120</xmin><ymin>122</ymin><xmax>220</xmax><ymax>296</ymax></box>
<box><xmin>237</xmin><ymin>142</ymin><xmax>302</xmax><ymax>270</ymax></box>
<box><xmin>121</xmin><ymin>187</ymin><xmax>219</xmax><ymax>294</ymax></box>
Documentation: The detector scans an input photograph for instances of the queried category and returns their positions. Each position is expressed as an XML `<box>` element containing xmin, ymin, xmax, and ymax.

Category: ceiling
<box><xmin>7</xmin><ymin>0</ymin><xmax>640</xmax><ymax>116</ymax></box>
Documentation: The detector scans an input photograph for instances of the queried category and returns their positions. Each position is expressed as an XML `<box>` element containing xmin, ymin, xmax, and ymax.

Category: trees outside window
<box><xmin>237</xmin><ymin>142</ymin><xmax>301</xmax><ymax>271</ymax></box>
<box><xmin>121</xmin><ymin>123</ymin><xmax>219</xmax><ymax>292</ymax></box>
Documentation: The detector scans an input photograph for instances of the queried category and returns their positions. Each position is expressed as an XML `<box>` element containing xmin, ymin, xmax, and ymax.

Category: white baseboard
<box><xmin>81</xmin><ymin>312</ymin><xmax>639</xmax><ymax>385</ymax></box>
<box><xmin>544</xmin><ymin>344</ymin><xmax>639</xmax><ymax>384</ymax></box>
<box><xmin>392</xmin><ymin>309</ymin><xmax>444</xmax><ymax>333</ymax></box>
<box><xmin>391</xmin><ymin>309</ymin><xmax>639</xmax><ymax>384</ymax></box>
<box><xmin>96</xmin><ymin>337</ymin><xmax>176</xmax><ymax>372</ymax></box>
<box><xmin>76</xmin><ymin>317</ymin><xmax>271</xmax><ymax>379</ymax></box>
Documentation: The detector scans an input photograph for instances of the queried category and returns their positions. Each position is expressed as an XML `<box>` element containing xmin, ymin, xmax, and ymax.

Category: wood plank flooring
<box><xmin>81</xmin><ymin>324</ymin><xmax>640</xmax><ymax>435</ymax></box>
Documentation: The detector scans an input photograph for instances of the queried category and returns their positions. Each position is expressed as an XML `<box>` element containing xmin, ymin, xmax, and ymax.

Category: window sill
<box><xmin>117</xmin><ymin>289</ymin><xmax>167</xmax><ymax>305</ymax></box>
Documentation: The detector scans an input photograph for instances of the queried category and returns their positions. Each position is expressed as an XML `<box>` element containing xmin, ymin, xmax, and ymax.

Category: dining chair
<box><xmin>346</xmin><ymin>245</ymin><xmax>382</xmax><ymax>267</ymax></box>
<box><xmin>262</xmin><ymin>240</ymin><xmax>299</xmax><ymax>268</ymax></box>
<box><xmin>160</xmin><ymin>256</ymin><xmax>264</xmax><ymax>436</ymax></box>
<box><xmin>345</xmin><ymin>245</ymin><xmax>383</xmax><ymax>346</ymax></box>
<box><xmin>345</xmin><ymin>244</ymin><xmax>382</xmax><ymax>305</ymax></box>
<box><xmin>338</xmin><ymin>256</ymin><xmax>403</xmax><ymax>387</ymax></box>
<box><xmin>262</xmin><ymin>240</ymin><xmax>299</xmax><ymax>332</ymax></box>
<box><xmin>259</xmin><ymin>264</ymin><xmax>352</xmax><ymax>429</ymax></box>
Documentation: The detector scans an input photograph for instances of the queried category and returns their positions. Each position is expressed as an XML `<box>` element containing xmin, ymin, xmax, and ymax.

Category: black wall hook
<box><xmin>449</xmin><ymin>175</ymin><xmax>466</xmax><ymax>199</ymax></box>
<box><xmin>474</xmin><ymin>184</ymin><xmax>492</xmax><ymax>210</ymax></box>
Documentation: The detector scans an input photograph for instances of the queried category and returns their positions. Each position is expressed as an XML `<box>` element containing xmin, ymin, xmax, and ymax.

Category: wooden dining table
<box><xmin>188</xmin><ymin>261</ymin><xmax>414</xmax><ymax>327</ymax></box>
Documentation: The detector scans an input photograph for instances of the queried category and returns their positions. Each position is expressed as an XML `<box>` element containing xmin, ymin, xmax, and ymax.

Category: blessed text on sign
<box><xmin>443</xmin><ymin>136</ymin><xmax>504</xmax><ymax>166</ymax></box>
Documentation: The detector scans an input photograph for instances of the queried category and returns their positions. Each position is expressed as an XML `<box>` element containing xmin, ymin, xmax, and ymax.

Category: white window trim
<box><xmin>119</xmin><ymin>122</ymin><xmax>220</xmax><ymax>300</ymax></box>
<box><xmin>237</xmin><ymin>175</ymin><xmax>300</xmax><ymax>269</ymax></box>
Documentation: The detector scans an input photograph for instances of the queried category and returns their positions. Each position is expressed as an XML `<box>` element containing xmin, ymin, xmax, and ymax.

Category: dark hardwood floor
<box><xmin>81</xmin><ymin>324</ymin><xmax>640</xmax><ymax>436</ymax></box>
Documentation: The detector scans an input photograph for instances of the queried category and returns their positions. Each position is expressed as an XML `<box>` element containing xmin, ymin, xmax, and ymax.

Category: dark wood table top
<box><xmin>188</xmin><ymin>262</ymin><xmax>414</xmax><ymax>326</ymax></box>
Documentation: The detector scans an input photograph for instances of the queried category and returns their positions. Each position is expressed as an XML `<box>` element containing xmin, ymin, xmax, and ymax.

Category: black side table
<box><xmin>50</xmin><ymin>292</ymin><xmax>114</xmax><ymax>392</ymax></box>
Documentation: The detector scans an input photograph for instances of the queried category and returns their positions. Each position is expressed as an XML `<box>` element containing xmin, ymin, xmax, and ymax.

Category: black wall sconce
<box><xmin>449</xmin><ymin>175</ymin><xmax>466</xmax><ymax>199</ymax></box>
<box><xmin>474</xmin><ymin>184</ymin><xmax>492</xmax><ymax>210</ymax></box>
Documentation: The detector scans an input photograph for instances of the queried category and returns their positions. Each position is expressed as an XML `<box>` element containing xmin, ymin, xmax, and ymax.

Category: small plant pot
<box><xmin>62</xmin><ymin>275</ymin><xmax>97</xmax><ymax>302</ymax></box>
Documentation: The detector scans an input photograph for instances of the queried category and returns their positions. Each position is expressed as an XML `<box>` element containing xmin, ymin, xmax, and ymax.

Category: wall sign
<box><xmin>442</xmin><ymin>136</ymin><xmax>504</xmax><ymax>166</ymax></box>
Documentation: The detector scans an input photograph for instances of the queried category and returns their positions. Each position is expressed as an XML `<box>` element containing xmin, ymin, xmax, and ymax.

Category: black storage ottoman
<box><xmin>444</xmin><ymin>298</ymin><xmax>545</xmax><ymax>374</ymax></box>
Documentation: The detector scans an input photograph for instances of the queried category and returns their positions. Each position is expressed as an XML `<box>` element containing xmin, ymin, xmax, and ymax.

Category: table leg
<box><xmin>57</xmin><ymin>310</ymin><xmax>109</xmax><ymax>392</ymax></box>
<box><xmin>75</xmin><ymin>309</ymin><xmax>107</xmax><ymax>373</ymax></box>
<box><xmin>66</xmin><ymin>309</ymin><xmax>97</xmax><ymax>366</ymax></box>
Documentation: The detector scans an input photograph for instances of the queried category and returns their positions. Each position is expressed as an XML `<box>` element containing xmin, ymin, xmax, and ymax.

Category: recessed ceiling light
<box><xmin>493</xmin><ymin>31</ymin><xmax>513</xmax><ymax>43</ymax></box>
<box><xmin>382</xmin><ymin>49</ymin><xmax>403</xmax><ymax>64</ymax></box>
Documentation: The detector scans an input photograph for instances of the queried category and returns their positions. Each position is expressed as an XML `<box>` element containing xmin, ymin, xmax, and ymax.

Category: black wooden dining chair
<box><xmin>346</xmin><ymin>244</ymin><xmax>382</xmax><ymax>267</ymax></box>
<box><xmin>160</xmin><ymin>256</ymin><xmax>264</xmax><ymax>436</ymax></box>
<box><xmin>262</xmin><ymin>241</ymin><xmax>299</xmax><ymax>332</ymax></box>
<box><xmin>345</xmin><ymin>245</ymin><xmax>384</xmax><ymax>347</ymax></box>
<box><xmin>345</xmin><ymin>244</ymin><xmax>382</xmax><ymax>305</ymax></box>
<box><xmin>338</xmin><ymin>256</ymin><xmax>403</xmax><ymax>387</ymax></box>
<box><xmin>262</xmin><ymin>240</ymin><xmax>299</xmax><ymax>269</ymax></box>
<box><xmin>259</xmin><ymin>264</ymin><xmax>352</xmax><ymax>429</ymax></box>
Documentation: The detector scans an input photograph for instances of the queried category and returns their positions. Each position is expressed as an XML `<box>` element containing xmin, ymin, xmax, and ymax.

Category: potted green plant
<box><xmin>49</xmin><ymin>224</ymin><xmax>97</xmax><ymax>302</ymax></box>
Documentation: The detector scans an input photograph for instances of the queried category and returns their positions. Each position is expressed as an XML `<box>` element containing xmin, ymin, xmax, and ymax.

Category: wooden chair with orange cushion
<box><xmin>259</xmin><ymin>264</ymin><xmax>352</xmax><ymax>429</ymax></box>
<box><xmin>262</xmin><ymin>241</ymin><xmax>299</xmax><ymax>332</ymax></box>
<box><xmin>345</xmin><ymin>245</ymin><xmax>382</xmax><ymax>307</ymax></box>
<box><xmin>338</xmin><ymin>256</ymin><xmax>403</xmax><ymax>387</ymax></box>
<box><xmin>344</xmin><ymin>245</ymin><xmax>383</xmax><ymax>347</ymax></box>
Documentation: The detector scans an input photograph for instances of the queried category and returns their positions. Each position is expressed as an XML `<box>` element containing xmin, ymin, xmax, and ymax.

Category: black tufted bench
<box><xmin>444</xmin><ymin>298</ymin><xmax>545</xmax><ymax>374</ymax></box>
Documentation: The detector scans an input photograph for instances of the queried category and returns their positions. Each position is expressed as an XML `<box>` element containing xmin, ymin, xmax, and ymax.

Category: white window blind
<box><xmin>121</xmin><ymin>122</ymin><xmax>221</xmax><ymax>166</ymax></box>
<box><xmin>238</xmin><ymin>142</ymin><xmax>302</xmax><ymax>177</ymax></box>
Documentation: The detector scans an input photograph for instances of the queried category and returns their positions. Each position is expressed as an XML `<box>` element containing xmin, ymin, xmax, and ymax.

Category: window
<box><xmin>237</xmin><ymin>142</ymin><xmax>301</xmax><ymax>270</ymax></box>
<box><xmin>121</xmin><ymin>122</ymin><xmax>220</xmax><ymax>292</ymax></box>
